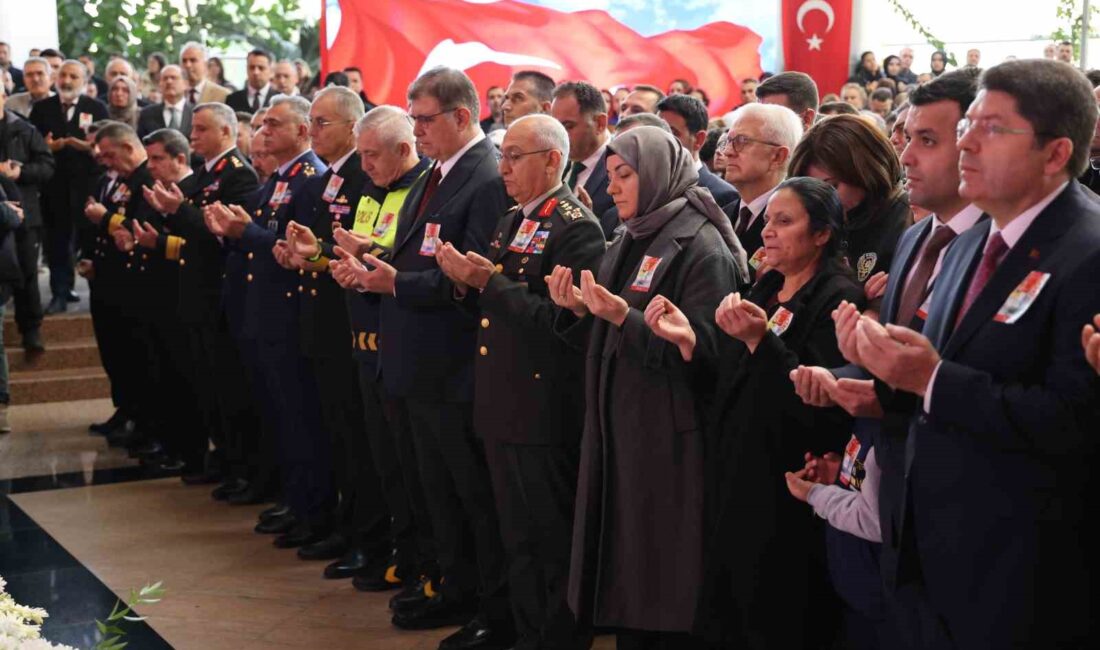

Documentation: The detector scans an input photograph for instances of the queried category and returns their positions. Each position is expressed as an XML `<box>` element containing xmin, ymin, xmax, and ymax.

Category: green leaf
<box><xmin>96</xmin><ymin>619</ymin><xmax>108</xmax><ymax>635</ymax></box>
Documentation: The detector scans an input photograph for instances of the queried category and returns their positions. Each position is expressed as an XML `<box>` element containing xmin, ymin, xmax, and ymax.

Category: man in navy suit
<box><xmin>657</xmin><ymin>93</ymin><xmax>739</xmax><ymax>207</ymax></box>
<box><xmin>346</xmin><ymin>66</ymin><xmax>513</xmax><ymax>648</ymax></box>
<box><xmin>846</xmin><ymin>59</ymin><xmax>1100</xmax><ymax>649</ymax></box>
<box><xmin>551</xmin><ymin>81</ymin><xmax>615</xmax><ymax>238</ymax></box>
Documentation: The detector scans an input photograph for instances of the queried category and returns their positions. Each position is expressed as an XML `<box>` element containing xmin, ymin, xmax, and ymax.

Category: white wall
<box><xmin>0</xmin><ymin>0</ymin><xmax>59</xmax><ymax>66</ymax></box>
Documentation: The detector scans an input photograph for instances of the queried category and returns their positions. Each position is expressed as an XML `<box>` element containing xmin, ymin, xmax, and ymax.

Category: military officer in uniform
<box><xmin>329</xmin><ymin>105</ymin><xmax>434</xmax><ymax>592</ymax></box>
<box><xmin>140</xmin><ymin>103</ymin><xmax>260</xmax><ymax>491</ymax></box>
<box><xmin>436</xmin><ymin>113</ymin><xmax>605</xmax><ymax>650</ymax></box>
<box><xmin>206</xmin><ymin>94</ymin><xmax>330</xmax><ymax>547</ymax></box>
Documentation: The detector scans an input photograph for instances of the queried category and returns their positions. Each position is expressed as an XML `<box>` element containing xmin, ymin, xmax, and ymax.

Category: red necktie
<box><xmin>416</xmin><ymin>165</ymin><xmax>442</xmax><ymax>218</ymax></box>
<box><xmin>896</xmin><ymin>225</ymin><xmax>957</xmax><ymax>326</ymax></box>
<box><xmin>955</xmin><ymin>232</ymin><xmax>1008</xmax><ymax>327</ymax></box>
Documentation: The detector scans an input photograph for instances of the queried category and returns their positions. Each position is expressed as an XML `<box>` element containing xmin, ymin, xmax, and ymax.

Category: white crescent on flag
<box><xmin>417</xmin><ymin>39</ymin><xmax>563</xmax><ymax>76</ymax></box>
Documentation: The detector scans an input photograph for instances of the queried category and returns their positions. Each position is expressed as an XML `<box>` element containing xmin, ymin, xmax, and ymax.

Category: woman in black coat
<box><xmin>547</xmin><ymin>125</ymin><xmax>746</xmax><ymax>649</ymax></box>
<box><xmin>646</xmin><ymin>177</ymin><xmax>864</xmax><ymax>648</ymax></box>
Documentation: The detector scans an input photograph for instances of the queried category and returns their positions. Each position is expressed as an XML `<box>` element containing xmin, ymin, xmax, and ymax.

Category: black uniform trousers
<box><xmin>358</xmin><ymin>367</ymin><xmax>433</xmax><ymax>579</ymax></box>
<box><xmin>88</xmin><ymin>282</ymin><xmax>135</xmax><ymax>414</ymax></box>
<box><xmin>312</xmin><ymin>353</ymin><xmax>388</xmax><ymax>555</ymax></box>
<box><xmin>40</xmin><ymin>183</ymin><xmax>83</xmax><ymax>298</ymax></box>
<box><xmin>230</xmin><ymin>333</ymin><xmax>280</xmax><ymax>493</ymax></box>
<box><xmin>484</xmin><ymin>440</ymin><xmax>579</xmax><ymax>649</ymax></box>
<box><xmin>255</xmin><ymin>338</ymin><xmax>333</xmax><ymax>527</ymax></box>
<box><xmin>405</xmin><ymin>398</ymin><xmax>509</xmax><ymax>621</ymax></box>
<box><xmin>145</xmin><ymin>307</ymin><xmax>204</xmax><ymax>468</ymax></box>
<box><xmin>11</xmin><ymin>225</ymin><xmax>43</xmax><ymax>335</ymax></box>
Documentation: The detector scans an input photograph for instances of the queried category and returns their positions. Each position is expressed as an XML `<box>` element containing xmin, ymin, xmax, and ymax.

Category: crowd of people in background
<box><xmin>1</xmin><ymin>33</ymin><xmax>1100</xmax><ymax>650</ymax></box>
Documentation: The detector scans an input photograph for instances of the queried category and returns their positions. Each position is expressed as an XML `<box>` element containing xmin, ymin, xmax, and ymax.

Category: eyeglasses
<box><xmin>309</xmin><ymin>117</ymin><xmax>353</xmax><ymax>130</ymax></box>
<box><xmin>722</xmin><ymin>134</ymin><xmax>781</xmax><ymax>154</ymax></box>
<box><xmin>500</xmin><ymin>148</ymin><xmax>554</xmax><ymax>165</ymax></box>
<box><xmin>407</xmin><ymin>108</ymin><xmax>457</xmax><ymax>127</ymax></box>
<box><xmin>956</xmin><ymin>117</ymin><xmax>1037</xmax><ymax>140</ymax></box>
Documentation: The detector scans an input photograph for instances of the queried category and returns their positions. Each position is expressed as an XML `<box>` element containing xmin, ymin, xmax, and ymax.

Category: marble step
<box><xmin>3</xmin><ymin>313</ymin><xmax>96</xmax><ymax>347</ymax></box>
<box><xmin>7</xmin><ymin>338</ymin><xmax>102</xmax><ymax>372</ymax></box>
<box><xmin>9</xmin><ymin>367</ymin><xmax>111</xmax><ymax>405</ymax></box>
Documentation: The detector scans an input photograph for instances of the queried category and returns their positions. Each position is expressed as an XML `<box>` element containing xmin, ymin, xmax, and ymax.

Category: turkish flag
<box><xmin>322</xmin><ymin>0</ymin><xmax>762</xmax><ymax>116</ymax></box>
<box><xmin>781</xmin><ymin>0</ymin><xmax>853</xmax><ymax>99</ymax></box>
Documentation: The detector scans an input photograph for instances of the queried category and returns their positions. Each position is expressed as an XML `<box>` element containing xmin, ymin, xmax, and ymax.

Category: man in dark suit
<box><xmin>226</xmin><ymin>49</ymin><xmax>275</xmax><ymax>114</ymax></box>
<box><xmin>755</xmin><ymin>71</ymin><xmax>820</xmax><ymax>132</ymax></box>
<box><xmin>206</xmin><ymin>96</ymin><xmax>329</xmax><ymax>548</ymax></box>
<box><xmin>479</xmin><ymin>85</ymin><xmax>504</xmax><ymax>134</ymax></box>
<box><xmin>849</xmin><ymin>59</ymin><xmax>1100</xmax><ymax>649</ymax></box>
<box><xmin>137</xmin><ymin>65</ymin><xmax>192</xmax><ymax>140</ymax></box>
<box><xmin>30</xmin><ymin>58</ymin><xmax>107</xmax><ymax>314</ymax></box>
<box><xmin>0</xmin><ymin>42</ymin><xmax>22</xmax><ymax>93</ymax></box>
<box><xmin>437</xmin><ymin>114</ymin><xmax>605</xmax><ymax>650</ymax></box>
<box><xmin>347</xmin><ymin>66</ymin><xmax>511</xmax><ymax>647</ymax></box>
<box><xmin>656</xmin><ymin>93</ymin><xmax>739</xmax><ymax>206</ymax></box>
<box><xmin>551</xmin><ymin>81</ymin><xmax>615</xmax><ymax>238</ymax></box>
<box><xmin>78</xmin><ymin>56</ymin><xmax>109</xmax><ymax>99</ymax></box>
<box><xmin>719</xmin><ymin>102</ymin><xmax>803</xmax><ymax>283</ymax></box>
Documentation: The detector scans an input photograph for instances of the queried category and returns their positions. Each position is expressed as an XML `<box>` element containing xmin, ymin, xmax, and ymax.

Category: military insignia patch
<box><xmin>856</xmin><ymin>252</ymin><xmax>877</xmax><ymax>282</ymax></box>
<box><xmin>214</xmin><ymin>158</ymin><xmax>227</xmax><ymax>173</ymax></box>
<box><xmin>289</xmin><ymin>162</ymin><xmax>302</xmax><ymax>177</ymax></box>
<box><xmin>557</xmin><ymin>199</ymin><xmax>584</xmax><ymax>221</ymax></box>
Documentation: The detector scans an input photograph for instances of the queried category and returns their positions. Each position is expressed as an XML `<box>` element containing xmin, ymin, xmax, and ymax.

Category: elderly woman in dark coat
<box><xmin>547</xmin><ymin>125</ymin><xmax>747</xmax><ymax>648</ymax></box>
<box><xmin>647</xmin><ymin>177</ymin><xmax>865</xmax><ymax>648</ymax></box>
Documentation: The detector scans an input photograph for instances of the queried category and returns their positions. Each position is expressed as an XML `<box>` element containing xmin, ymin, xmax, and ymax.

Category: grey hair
<box><xmin>355</xmin><ymin>105</ymin><xmax>415</xmax><ymax>150</ymax></box>
<box><xmin>105</xmin><ymin>57</ymin><xmax>134</xmax><ymax>78</ymax></box>
<box><xmin>60</xmin><ymin>59</ymin><xmax>88</xmax><ymax>81</ymax></box>
<box><xmin>160</xmin><ymin>64</ymin><xmax>183</xmax><ymax>78</ymax></box>
<box><xmin>314</xmin><ymin>86</ymin><xmax>366</xmax><ymax>122</ymax></box>
<box><xmin>269</xmin><ymin>94</ymin><xmax>312</xmax><ymax>125</ymax></box>
<box><xmin>615</xmin><ymin>112</ymin><xmax>671</xmax><ymax>135</ymax></box>
<box><xmin>179</xmin><ymin>41</ymin><xmax>206</xmax><ymax>61</ymax></box>
<box><xmin>194</xmin><ymin>102</ymin><xmax>239</xmax><ymax>139</ymax></box>
<box><xmin>22</xmin><ymin>56</ymin><xmax>49</xmax><ymax>73</ymax></box>
<box><xmin>510</xmin><ymin>114</ymin><xmax>570</xmax><ymax>177</ymax></box>
<box><xmin>95</xmin><ymin>120</ymin><xmax>142</xmax><ymax>147</ymax></box>
<box><xmin>407</xmin><ymin>66</ymin><xmax>480</xmax><ymax>118</ymax></box>
<box><xmin>728</xmin><ymin>103</ymin><xmax>804</xmax><ymax>166</ymax></box>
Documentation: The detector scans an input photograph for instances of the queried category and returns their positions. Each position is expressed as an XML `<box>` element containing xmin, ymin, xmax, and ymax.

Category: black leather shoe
<box><xmin>133</xmin><ymin>441</ymin><xmax>164</xmax><ymax>460</ymax></box>
<box><xmin>227</xmin><ymin>484</ymin><xmax>270</xmax><ymax>506</ymax></box>
<box><xmin>389</xmin><ymin>576</ymin><xmax>434</xmax><ymax>612</ymax></box>
<box><xmin>323</xmin><ymin>548</ymin><xmax>369</xmax><ymax>579</ymax></box>
<box><xmin>106</xmin><ymin>424</ymin><xmax>141</xmax><ymax>448</ymax></box>
<box><xmin>254</xmin><ymin>512</ymin><xmax>297</xmax><ymax>535</ymax></box>
<box><xmin>391</xmin><ymin>594</ymin><xmax>477</xmax><ymax>631</ymax></box>
<box><xmin>67</xmin><ymin>290</ymin><xmax>80</xmax><ymax>303</ymax></box>
<box><xmin>156</xmin><ymin>458</ymin><xmax>186</xmax><ymax>473</ymax></box>
<box><xmin>297</xmin><ymin>532</ymin><xmax>347</xmax><ymax>561</ymax></box>
<box><xmin>44</xmin><ymin>296</ymin><xmax>67</xmax><ymax>315</ymax></box>
<box><xmin>439</xmin><ymin>616</ymin><xmax>516</xmax><ymax>650</ymax></box>
<box><xmin>274</xmin><ymin>524</ymin><xmax>327</xmax><ymax>549</ymax></box>
<box><xmin>351</xmin><ymin>562</ymin><xmax>403</xmax><ymax>591</ymax></box>
<box><xmin>90</xmin><ymin>409</ymin><xmax>127</xmax><ymax>435</ymax></box>
<box><xmin>22</xmin><ymin>329</ymin><xmax>46</xmax><ymax>355</ymax></box>
<box><xmin>258</xmin><ymin>503</ymin><xmax>291</xmax><ymax>522</ymax></box>
<box><xmin>211</xmin><ymin>478</ymin><xmax>249</xmax><ymax>501</ymax></box>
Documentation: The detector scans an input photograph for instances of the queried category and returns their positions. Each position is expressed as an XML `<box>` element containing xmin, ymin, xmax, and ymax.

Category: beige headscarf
<box><xmin>107</xmin><ymin>76</ymin><xmax>139</xmax><ymax>129</ymax></box>
<box><xmin>607</xmin><ymin>126</ymin><xmax>744</xmax><ymax>264</ymax></box>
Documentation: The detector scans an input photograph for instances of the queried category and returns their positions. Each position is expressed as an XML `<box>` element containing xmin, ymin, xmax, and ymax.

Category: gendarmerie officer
<box><xmin>206</xmin><ymin>94</ymin><xmax>331</xmax><ymax>548</ymax></box>
<box><xmin>328</xmin><ymin>106</ymin><xmax>435</xmax><ymax>592</ymax></box>
<box><xmin>437</xmin><ymin>113</ymin><xmax>605</xmax><ymax>650</ymax></box>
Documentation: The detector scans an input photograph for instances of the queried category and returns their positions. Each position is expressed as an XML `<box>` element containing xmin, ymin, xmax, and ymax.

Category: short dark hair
<box><xmin>774</xmin><ymin>176</ymin><xmax>846</xmax><ymax>266</ymax></box>
<box><xmin>552</xmin><ymin>81</ymin><xmax>607</xmax><ymax>115</ymax></box>
<box><xmin>1060</xmin><ymin>41</ymin><xmax>1073</xmax><ymax>47</ymax></box>
<box><xmin>485</xmin><ymin>85</ymin><xmax>501</xmax><ymax>96</ymax></box>
<box><xmin>670</xmin><ymin>78</ymin><xmax>693</xmax><ymax>93</ymax></box>
<box><xmin>343</xmin><ymin>66</ymin><xmax>362</xmax><ymax>76</ymax></box>
<box><xmin>980</xmin><ymin>59</ymin><xmax>1097</xmax><ymax>176</ymax></box>
<box><xmin>512</xmin><ymin>70</ymin><xmax>556</xmax><ymax>103</ymax></box>
<box><xmin>700</xmin><ymin>126</ymin><xmax>727</xmax><ymax>166</ymax></box>
<box><xmin>908</xmin><ymin>67</ymin><xmax>980</xmax><ymax>117</ymax></box>
<box><xmin>818</xmin><ymin>101</ymin><xmax>859</xmax><ymax>116</ymax></box>
<box><xmin>40</xmin><ymin>48</ymin><xmax>63</xmax><ymax>59</ymax></box>
<box><xmin>323</xmin><ymin>71</ymin><xmax>349</xmax><ymax>87</ymax></box>
<box><xmin>756</xmin><ymin>72</ymin><xmax>820</xmax><ymax>114</ymax></box>
<box><xmin>1086</xmin><ymin>69</ymin><xmax>1100</xmax><ymax>88</ymax></box>
<box><xmin>693</xmin><ymin>87</ymin><xmax>710</xmax><ymax>107</ymax></box>
<box><xmin>143</xmin><ymin>128</ymin><xmax>191</xmax><ymax>159</ymax></box>
<box><xmin>870</xmin><ymin>88</ymin><xmax>894</xmax><ymax>103</ymax></box>
<box><xmin>235</xmin><ymin>111</ymin><xmax>253</xmax><ymax>124</ymax></box>
<box><xmin>632</xmin><ymin>84</ymin><xmax>666</xmax><ymax>101</ymax></box>
<box><xmin>656</xmin><ymin>93</ymin><xmax>709</xmax><ymax>134</ymax></box>
<box><xmin>408</xmin><ymin>66</ymin><xmax>480</xmax><ymax>116</ymax></box>
<box><xmin>247</xmin><ymin>49</ymin><xmax>273</xmax><ymax>64</ymax></box>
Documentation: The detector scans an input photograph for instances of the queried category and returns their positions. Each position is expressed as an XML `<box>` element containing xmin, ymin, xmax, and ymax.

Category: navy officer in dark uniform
<box><xmin>436</xmin><ymin>113</ymin><xmax>605</xmax><ymax>650</ymax></box>
<box><xmin>205</xmin><ymin>94</ymin><xmax>330</xmax><ymax>548</ymax></box>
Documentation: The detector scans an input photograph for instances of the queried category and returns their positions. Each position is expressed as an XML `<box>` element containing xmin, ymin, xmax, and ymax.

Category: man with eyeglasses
<box><xmin>348</xmin><ymin>66</ymin><xmax>512</xmax><ymax>648</ymax></box>
<box><xmin>841</xmin><ymin>58</ymin><xmax>1100</xmax><ymax>650</ymax></box>
<box><xmin>205</xmin><ymin>94</ymin><xmax>330</xmax><ymax>550</ymax></box>
<box><xmin>436</xmin><ymin>113</ymin><xmax>604</xmax><ymax>650</ymax></box>
<box><xmin>719</xmin><ymin>103</ymin><xmax>803</xmax><ymax>283</ymax></box>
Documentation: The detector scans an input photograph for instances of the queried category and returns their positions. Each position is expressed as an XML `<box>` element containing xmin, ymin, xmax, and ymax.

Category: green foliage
<box><xmin>884</xmin><ymin>0</ymin><xmax>958</xmax><ymax>67</ymax></box>
<box><xmin>58</xmin><ymin>0</ymin><xmax>314</xmax><ymax>66</ymax></box>
<box><xmin>1051</xmin><ymin>0</ymin><xmax>1097</xmax><ymax>61</ymax></box>
<box><xmin>92</xmin><ymin>581</ymin><xmax>166</xmax><ymax>650</ymax></box>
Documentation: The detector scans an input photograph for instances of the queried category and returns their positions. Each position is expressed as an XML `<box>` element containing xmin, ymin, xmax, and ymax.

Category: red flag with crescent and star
<box><xmin>321</xmin><ymin>0</ymin><xmax>763</xmax><ymax>116</ymax></box>
<box><xmin>781</xmin><ymin>0</ymin><xmax>853</xmax><ymax>98</ymax></box>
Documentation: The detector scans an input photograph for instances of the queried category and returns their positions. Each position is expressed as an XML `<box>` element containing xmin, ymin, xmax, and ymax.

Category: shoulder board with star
<box><xmin>229</xmin><ymin>155</ymin><xmax>243</xmax><ymax>168</ymax></box>
<box><xmin>556</xmin><ymin>197</ymin><xmax>586</xmax><ymax>222</ymax></box>
<box><xmin>302</xmin><ymin>162</ymin><xmax>317</xmax><ymax>177</ymax></box>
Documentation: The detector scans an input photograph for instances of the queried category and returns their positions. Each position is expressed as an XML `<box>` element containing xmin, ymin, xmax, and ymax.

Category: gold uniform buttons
<box><xmin>311</xmin><ymin>272</ymin><xmax>318</xmax><ymax>279</ymax></box>
<box><xmin>520</xmin><ymin>256</ymin><xmax>529</xmax><ymax>264</ymax></box>
<box><xmin>534</xmin><ymin>373</ymin><xmax>541</xmax><ymax>380</ymax></box>
<box><xmin>494</xmin><ymin>264</ymin><xmax>503</xmax><ymax>272</ymax></box>
<box><xmin>479</xmin><ymin>346</ymin><xmax>488</xmax><ymax>356</ymax></box>
<box><xmin>286</xmin><ymin>292</ymin><xmax>292</xmax><ymax>298</ymax></box>
<box><xmin>246</xmin><ymin>273</ymin><xmax>253</xmax><ymax>282</ymax></box>
<box><xmin>310</xmin><ymin>289</ymin><xmax>317</xmax><ymax>296</ymax></box>
<box><xmin>298</xmin><ymin>285</ymin><xmax>304</xmax><ymax>292</ymax></box>
<box><xmin>179</xmin><ymin>259</ymin><xmax>186</xmax><ymax>266</ymax></box>
<box><xmin>480</xmin><ymin>318</ymin><xmax>489</xmax><ymax>329</ymax></box>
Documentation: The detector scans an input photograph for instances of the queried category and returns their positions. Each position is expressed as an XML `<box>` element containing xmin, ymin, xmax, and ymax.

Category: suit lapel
<box><xmin>583</xmin><ymin>150</ymin><xmax>609</xmax><ymax>196</ymax></box>
<box><xmin>923</xmin><ymin>222</ymin><xmax>986</xmax><ymax>352</ymax></box>
<box><xmin>397</xmin><ymin>138</ymin><xmax>491</xmax><ymax>252</ymax></box>
<box><xmin>881</xmin><ymin>217</ymin><xmax>932</xmax><ymax>325</ymax></box>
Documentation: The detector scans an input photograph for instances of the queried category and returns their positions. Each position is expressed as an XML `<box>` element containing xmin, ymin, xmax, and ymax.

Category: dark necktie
<box><xmin>416</xmin><ymin>165</ymin><xmax>443</xmax><ymax>218</ymax></box>
<box><xmin>895</xmin><ymin>225</ymin><xmax>957</xmax><ymax>326</ymax></box>
<box><xmin>251</xmin><ymin>91</ymin><xmax>260</xmax><ymax>112</ymax></box>
<box><xmin>736</xmin><ymin>206</ymin><xmax>753</xmax><ymax>236</ymax></box>
<box><xmin>954</xmin><ymin>232</ymin><xmax>1008</xmax><ymax>328</ymax></box>
<box><xmin>189</xmin><ymin>88</ymin><xmax>198</xmax><ymax>105</ymax></box>
<box><xmin>62</xmin><ymin>102</ymin><xmax>74</xmax><ymax>121</ymax></box>
<box><xmin>567</xmin><ymin>161</ymin><xmax>586</xmax><ymax>190</ymax></box>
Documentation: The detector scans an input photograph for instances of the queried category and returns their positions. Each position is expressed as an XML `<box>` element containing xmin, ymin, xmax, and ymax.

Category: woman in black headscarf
<box><xmin>548</xmin><ymin>126</ymin><xmax>746</xmax><ymax>649</ymax></box>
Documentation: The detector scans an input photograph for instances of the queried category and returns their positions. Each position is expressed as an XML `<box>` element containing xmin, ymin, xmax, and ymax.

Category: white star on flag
<box><xmin>807</xmin><ymin>33</ymin><xmax>824</xmax><ymax>50</ymax></box>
